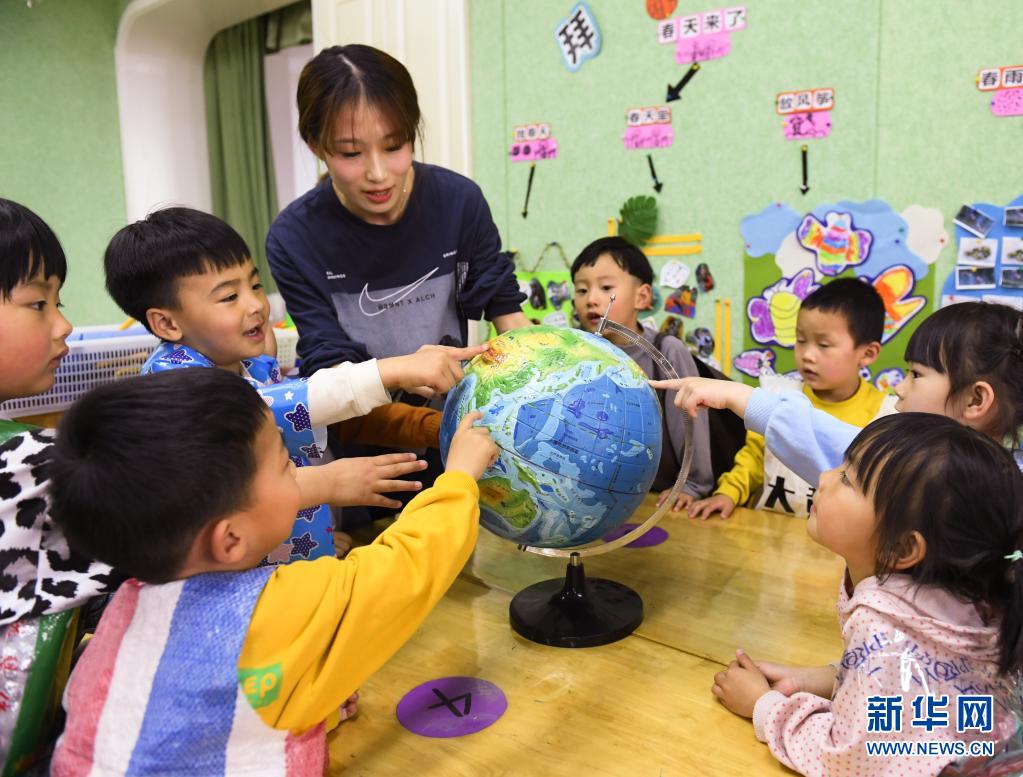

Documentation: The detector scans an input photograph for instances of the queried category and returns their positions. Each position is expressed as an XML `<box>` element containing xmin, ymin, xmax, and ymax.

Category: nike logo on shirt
<box><xmin>358</xmin><ymin>267</ymin><xmax>440</xmax><ymax>317</ymax></box>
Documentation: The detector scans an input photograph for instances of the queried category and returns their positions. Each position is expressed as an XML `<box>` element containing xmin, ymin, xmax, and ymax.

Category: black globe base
<box><xmin>509</xmin><ymin>553</ymin><xmax>643</xmax><ymax>648</ymax></box>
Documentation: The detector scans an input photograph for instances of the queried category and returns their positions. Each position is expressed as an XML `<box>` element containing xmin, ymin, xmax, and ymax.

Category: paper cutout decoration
<box><xmin>657</xmin><ymin>7</ymin><xmax>747</xmax><ymax>63</ymax></box>
<box><xmin>733</xmin><ymin>348</ymin><xmax>776</xmax><ymax>378</ymax></box>
<box><xmin>645</xmin><ymin>0</ymin><xmax>677</xmax><ymax>21</ymax></box>
<box><xmin>556</xmin><ymin>2</ymin><xmax>601</xmax><ymax>72</ymax></box>
<box><xmin>797</xmin><ymin>211</ymin><xmax>873</xmax><ymax>276</ymax></box>
<box><xmin>396</xmin><ymin>677</ymin><xmax>507</xmax><ymax>737</ymax></box>
<box><xmin>543</xmin><ymin>311</ymin><xmax>569</xmax><ymax>327</ymax></box>
<box><xmin>659</xmin><ymin>315</ymin><xmax>684</xmax><ymax>339</ymax></box>
<box><xmin>977</xmin><ymin>65</ymin><xmax>1023</xmax><ymax>116</ymax></box>
<box><xmin>784</xmin><ymin>112</ymin><xmax>832</xmax><ymax>140</ymax></box>
<box><xmin>777</xmin><ymin>89</ymin><xmax>834</xmax><ymax>141</ymax></box>
<box><xmin>695</xmin><ymin>263</ymin><xmax>714</xmax><ymax>291</ymax></box>
<box><xmin>509</xmin><ymin>123</ymin><xmax>557</xmax><ymax>162</ymax></box>
<box><xmin>664</xmin><ymin>286</ymin><xmax>697</xmax><ymax>318</ymax></box>
<box><xmin>686</xmin><ymin>327</ymin><xmax>715</xmax><ymax>358</ymax></box>
<box><xmin>747</xmin><ymin>269</ymin><xmax>819</xmax><ymax>347</ymax></box>
<box><xmin>659</xmin><ymin>260</ymin><xmax>691</xmax><ymax>288</ymax></box>
<box><xmin>869</xmin><ymin>265</ymin><xmax>925</xmax><ymax>344</ymax></box>
<box><xmin>623</xmin><ymin>105</ymin><xmax>674</xmax><ymax>150</ymax></box>
<box><xmin>874</xmin><ymin>368</ymin><xmax>905</xmax><ymax>394</ymax></box>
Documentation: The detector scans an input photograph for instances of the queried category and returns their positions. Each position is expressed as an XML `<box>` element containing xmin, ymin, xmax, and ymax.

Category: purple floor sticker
<box><xmin>396</xmin><ymin>676</ymin><xmax>507</xmax><ymax>738</ymax></box>
<box><xmin>601</xmin><ymin>523</ymin><xmax>669</xmax><ymax>548</ymax></box>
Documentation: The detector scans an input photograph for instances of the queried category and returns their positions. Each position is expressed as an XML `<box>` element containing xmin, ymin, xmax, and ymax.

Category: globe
<box><xmin>440</xmin><ymin>325</ymin><xmax>662</xmax><ymax>548</ymax></box>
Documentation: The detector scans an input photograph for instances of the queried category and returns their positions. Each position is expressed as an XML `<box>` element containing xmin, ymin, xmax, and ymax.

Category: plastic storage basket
<box><xmin>0</xmin><ymin>325</ymin><xmax>158</xmax><ymax>419</ymax></box>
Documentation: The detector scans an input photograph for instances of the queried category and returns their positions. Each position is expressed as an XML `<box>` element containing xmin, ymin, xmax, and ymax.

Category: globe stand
<box><xmin>506</xmin><ymin>313</ymin><xmax>694</xmax><ymax>649</ymax></box>
<box><xmin>509</xmin><ymin>552</ymin><xmax>643</xmax><ymax>648</ymax></box>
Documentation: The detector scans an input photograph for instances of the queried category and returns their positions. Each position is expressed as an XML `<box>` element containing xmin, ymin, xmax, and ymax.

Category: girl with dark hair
<box><xmin>265</xmin><ymin>45</ymin><xmax>527</xmax><ymax>519</ymax></box>
<box><xmin>663</xmin><ymin>301</ymin><xmax>1023</xmax><ymax>481</ymax></box>
<box><xmin>710</xmin><ymin>413</ymin><xmax>1023</xmax><ymax>776</ymax></box>
<box><xmin>266</xmin><ymin>44</ymin><xmax>527</xmax><ymax>374</ymax></box>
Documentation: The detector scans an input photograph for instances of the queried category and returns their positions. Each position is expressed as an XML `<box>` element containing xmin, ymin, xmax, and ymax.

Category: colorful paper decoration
<box><xmin>874</xmin><ymin>368</ymin><xmax>905</xmax><ymax>394</ymax></box>
<box><xmin>733</xmin><ymin>348</ymin><xmax>776</xmax><ymax>378</ymax></box>
<box><xmin>555</xmin><ymin>2</ymin><xmax>601</xmax><ymax>72</ymax></box>
<box><xmin>509</xmin><ymin>123</ymin><xmax>558</xmax><ymax>162</ymax></box>
<box><xmin>976</xmin><ymin>66</ymin><xmax>1023</xmax><ymax>116</ymax></box>
<box><xmin>623</xmin><ymin>105</ymin><xmax>674</xmax><ymax>150</ymax></box>
<box><xmin>870</xmin><ymin>265</ymin><xmax>926</xmax><ymax>343</ymax></box>
<box><xmin>797</xmin><ymin>211</ymin><xmax>873</xmax><ymax>276</ymax></box>
<box><xmin>746</xmin><ymin>269</ymin><xmax>819</xmax><ymax>347</ymax></box>
<box><xmin>645</xmin><ymin>0</ymin><xmax>677</xmax><ymax>21</ymax></box>
<box><xmin>656</xmin><ymin>6</ymin><xmax>746</xmax><ymax>63</ymax></box>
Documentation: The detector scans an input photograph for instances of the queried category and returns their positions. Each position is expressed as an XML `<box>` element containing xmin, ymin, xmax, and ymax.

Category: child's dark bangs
<box><xmin>903</xmin><ymin>313</ymin><xmax>955</xmax><ymax>375</ymax></box>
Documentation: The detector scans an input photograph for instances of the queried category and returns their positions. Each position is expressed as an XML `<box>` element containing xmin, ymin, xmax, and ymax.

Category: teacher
<box><xmin>266</xmin><ymin>44</ymin><xmax>528</xmax><ymax>379</ymax></box>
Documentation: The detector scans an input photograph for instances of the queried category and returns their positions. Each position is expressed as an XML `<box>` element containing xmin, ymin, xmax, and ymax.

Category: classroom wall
<box><xmin>0</xmin><ymin>0</ymin><xmax>126</xmax><ymax>326</ymax></box>
<box><xmin>468</xmin><ymin>0</ymin><xmax>1023</xmax><ymax>375</ymax></box>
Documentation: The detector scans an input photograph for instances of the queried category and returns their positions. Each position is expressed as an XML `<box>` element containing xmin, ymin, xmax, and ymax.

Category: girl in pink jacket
<box><xmin>711</xmin><ymin>413</ymin><xmax>1023</xmax><ymax>776</ymax></box>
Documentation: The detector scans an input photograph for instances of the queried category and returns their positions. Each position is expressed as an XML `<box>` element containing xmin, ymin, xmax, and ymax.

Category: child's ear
<box><xmin>146</xmin><ymin>308</ymin><xmax>184</xmax><ymax>343</ymax></box>
<box><xmin>892</xmin><ymin>530</ymin><xmax>927</xmax><ymax>571</ymax></box>
<box><xmin>207</xmin><ymin>518</ymin><xmax>248</xmax><ymax>566</ymax></box>
<box><xmin>635</xmin><ymin>283</ymin><xmax>653</xmax><ymax>312</ymax></box>
<box><xmin>858</xmin><ymin>341</ymin><xmax>881</xmax><ymax>368</ymax></box>
<box><xmin>961</xmin><ymin>380</ymin><xmax>997</xmax><ymax>425</ymax></box>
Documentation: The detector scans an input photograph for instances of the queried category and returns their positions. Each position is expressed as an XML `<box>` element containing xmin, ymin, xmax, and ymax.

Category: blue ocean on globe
<box><xmin>440</xmin><ymin>326</ymin><xmax>662</xmax><ymax>548</ymax></box>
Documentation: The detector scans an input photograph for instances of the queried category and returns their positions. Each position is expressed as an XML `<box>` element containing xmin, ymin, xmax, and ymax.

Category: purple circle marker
<box><xmin>602</xmin><ymin>523</ymin><xmax>669</xmax><ymax>548</ymax></box>
<box><xmin>396</xmin><ymin>676</ymin><xmax>507</xmax><ymax>738</ymax></box>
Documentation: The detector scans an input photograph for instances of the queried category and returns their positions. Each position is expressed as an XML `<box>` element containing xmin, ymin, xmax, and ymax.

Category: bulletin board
<box><xmin>467</xmin><ymin>0</ymin><xmax>1023</xmax><ymax>380</ymax></box>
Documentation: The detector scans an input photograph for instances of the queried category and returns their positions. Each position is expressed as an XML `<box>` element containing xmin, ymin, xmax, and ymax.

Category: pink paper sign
<box><xmin>992</xmin><ymin>89</ymin><xmax>1023</xmax><ymax>117</ymax></box>
<box><xmin>623</xmin><ymin>125</ymin><xmax>674</xmax><ymax>150</ymax></box>
<box><xmin>508</xmin><ymin>139</ymin><xmax>558</xmax><ymax>162</ymax></box>
<box><xmin>783</xmin><ymin>112</ymin><xmax>832</xmax><ymax>140</ymax></box>
<box><xmin>676</xmin><ymin>32</ymin><xmax>731</xmax><ymax>63</ymax></box>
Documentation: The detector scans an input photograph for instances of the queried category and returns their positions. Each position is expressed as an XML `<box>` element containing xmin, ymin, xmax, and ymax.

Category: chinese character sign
<box><xmin>976</xmin><ymin>65</ymin><xmax>1023</xmax><ymax>117</ymax></box>
<box><xmin>777</xmin><ymin>88</ymin><xmax>835</xmax><ymax>140</ymax></box>
<box><xmin>509</xmin><ymin>123</ymin><xmax>558</xmax><ymax>162</ymax></box>
<box><xmin>656</xmin><ymin>6</ymin><xmax>746</xmax><ymax>64</ymax></box>
<box><xmin>555</xmin><ymin>2</ymin><xmax>601</xmax><ymax>72</ymax></box>
<box><xmin>623</xmin><ymin>105</ymin><xmax>674</xmax><ymax>150</ymax></box>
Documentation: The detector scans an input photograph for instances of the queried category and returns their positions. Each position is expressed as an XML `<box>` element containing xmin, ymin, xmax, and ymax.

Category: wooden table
<box><xmin>329</xmin><ymin>497</ymin><xmax>846</xmax><ymax>775</ymax></box>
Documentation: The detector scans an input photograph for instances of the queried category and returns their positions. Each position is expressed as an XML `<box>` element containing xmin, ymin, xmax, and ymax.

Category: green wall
<box><xmin>0</xmin><ymin>0</ymin><xmax>125</xmax><ymax>326</ymax></box>
<box><xmin>469</xmin><ymin>0</ymin><xmax>1023</xmax><ymax>374</ymax></box>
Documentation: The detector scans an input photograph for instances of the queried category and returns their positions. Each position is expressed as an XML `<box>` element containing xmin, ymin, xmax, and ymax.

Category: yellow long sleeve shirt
<box><xmin>715</xmin><ymin>378</ymin><xmax>889</xmax><ymax>507</ymax></box>
<box><xmin>236</xmin><ymin>471</ymin><xmax>479</xmax><ymax>733</ymax></box>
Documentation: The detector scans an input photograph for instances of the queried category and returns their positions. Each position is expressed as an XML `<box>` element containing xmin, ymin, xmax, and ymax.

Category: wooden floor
<box><xmin>328</xmin><ymin>496</ymin><xmax>846</xmax><ymax>776</ymax></box>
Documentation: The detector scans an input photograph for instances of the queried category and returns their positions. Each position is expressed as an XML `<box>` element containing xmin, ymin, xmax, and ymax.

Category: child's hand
<box><xmin>687</xmin><ymin>493</ymin><xmax>736</xmax><ymax>520</ymax></box>
<box><xmin>322</xmin><ymin>452</ymin><xmax>429</xmax><ymax>509</ymax></box>
<box><xmin>445</xmin><ymin>411</ymin><xmax>498</xmax><ymax>480</ymax></box>
<box><xmin>339</xmin><ymin>691</ymin><xmax>359</xmax><ymax>723</ymax></box>
<box><xmin>712</xmin><ymin>649</ymin><xmax>772</xmax><ymax>718</ymax></box>
<box><xmin>378</xmin><ymin>344</ymin><xmax>490</xmax><ymax>399</ymax></box>
<box><xmin>656</xmin><ymin>488</ymin><xmax>694</xmax><ymax>513</ymax></box>
<box><xmin>756</xmin><ymin>661</ymin><xmax>838</xmax><ymax>699</ymax></box>
<box><xmin>649</xmin><ymin>376</ymin><xmax>753</xmax><ymax>419</ymax></box>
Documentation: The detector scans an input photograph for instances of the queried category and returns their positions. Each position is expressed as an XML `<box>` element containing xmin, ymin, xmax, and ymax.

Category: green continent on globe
<box><xmin>477</xmin><ymin>477</ymin><xmax>536</xmax><ymax>529</ymax></box>
<box><xmin>469</xmin><ymin>326</ymin><xmax>646</xmax><ymax>407</ymax></box>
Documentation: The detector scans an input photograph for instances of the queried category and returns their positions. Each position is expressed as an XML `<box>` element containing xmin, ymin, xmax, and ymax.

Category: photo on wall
<box><xmin>955</xmin><ymin>265</ymin><xmax>997</xmax><ymax>290</ymax></box>
<box><xmin>1002</xmin><ymin>236</ymin><xmax>1023</xmax><ymax>265</ymax></box>
<box><xmin>1001</xmin><ymin>266</ymin><xmax>1023</xmax><ymax>289</ymax></box>
<box><xmin>956</xmin><ymin>237</ymin><xmax>997</xmax><ymax>266</ymax></box>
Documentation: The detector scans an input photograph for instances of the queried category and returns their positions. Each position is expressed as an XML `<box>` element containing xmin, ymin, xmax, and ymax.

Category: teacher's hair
<box><xmin>297</xmin><ymin>44</ymin><xmax>423</xmax><ymax>157</ymax></box>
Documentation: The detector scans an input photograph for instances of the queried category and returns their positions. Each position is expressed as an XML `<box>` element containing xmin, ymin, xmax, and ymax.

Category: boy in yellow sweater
<box><xmin>47</xmin><ymin>368</ymin><xmax>496</xmax><ymax>775</ymax></box>
<box><xmin>688</xmin><ymin>278</ymin><xmax>894</xmax><ymax>519</ymax></box>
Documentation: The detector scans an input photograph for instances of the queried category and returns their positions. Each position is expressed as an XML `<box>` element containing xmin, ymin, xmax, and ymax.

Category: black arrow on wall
<box><xmin>800</xmin><ymin>145</ymin><xmax>810</xmax><ymax>195</ymax></box>
<box><xmin>647</xmin><ymin>154</ymin><xmax>663</xmax><ymax>193</ymax></box>
<box><xmin>521</xmin><ymin>163</ymin><xmax>535</xmax><ymax>218</ymax></box>
<box><xmin>666</xmin><ymin>62</ymin><xmax>700</xmax><ymax>102</ymax></box>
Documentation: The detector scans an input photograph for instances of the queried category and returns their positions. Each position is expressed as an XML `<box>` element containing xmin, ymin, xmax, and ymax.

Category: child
<box><xmin>687</xmin><ymin>277</ymin><xmax>893</xmax><ymax>519</ymax></box>
<box><xmin>571</xmin><ymin>236</ymin><xmax>713</xmax><ymax>509</ymax></box>
<box><xmin>0</xmin><ymin>199</ymin><xmax>121</xmax><ymax>775</ymax></box>
<box><xmin>708</xmin><ymin>413</ymin><xmax>1023</xmax><ymax>776</ymax></box>
<box><xmin>664</xmin><ymin>301</ymin><xmax>1023</xmax><ymax>480</ymax></box>
<box><xmin>104</xmin><ymin>206</ymin><xmax>485</xmax><ymax>563</ymax></box>
<box><xmin>48</xmin><ymin>368</ymin><xmax>497</xmax><ymax>774</ymax></box>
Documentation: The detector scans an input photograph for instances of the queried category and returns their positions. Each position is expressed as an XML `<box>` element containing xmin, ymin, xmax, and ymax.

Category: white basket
<box><xmin>0</xmin><ymin>325</ymin><xmax>158</xmax><ymax>419</ymax></box>
<box><xmin>274</xmin><ymin>327</ymin><xmax>299</xmax><ymax>370</ymax></box>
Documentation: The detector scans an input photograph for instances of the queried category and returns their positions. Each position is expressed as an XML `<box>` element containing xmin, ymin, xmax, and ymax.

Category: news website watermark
<box><xmin>864</xmin><ymin>694</ymin><xmax>995</xmax><ymax>758</ymax></box>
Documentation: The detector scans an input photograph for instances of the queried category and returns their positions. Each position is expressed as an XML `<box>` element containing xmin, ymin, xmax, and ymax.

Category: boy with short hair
<box><xmin>687</xmin><ymin>277</ymin><xmax>894</xmax><ymax>519</ymax></box>
<box><xmin>571</xmin><ymin>237</ymin><xmax>713</xmax><ymax>509</ymax></box>
<box><xmin>104</xmin><ymin>207</ymin><xmax>483</xmax><ymax>563</ymax></box>
<box><xmin>48</xmin><ymin>368</ymin><xmax>497</xmax><ymax>774</ymax></box>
